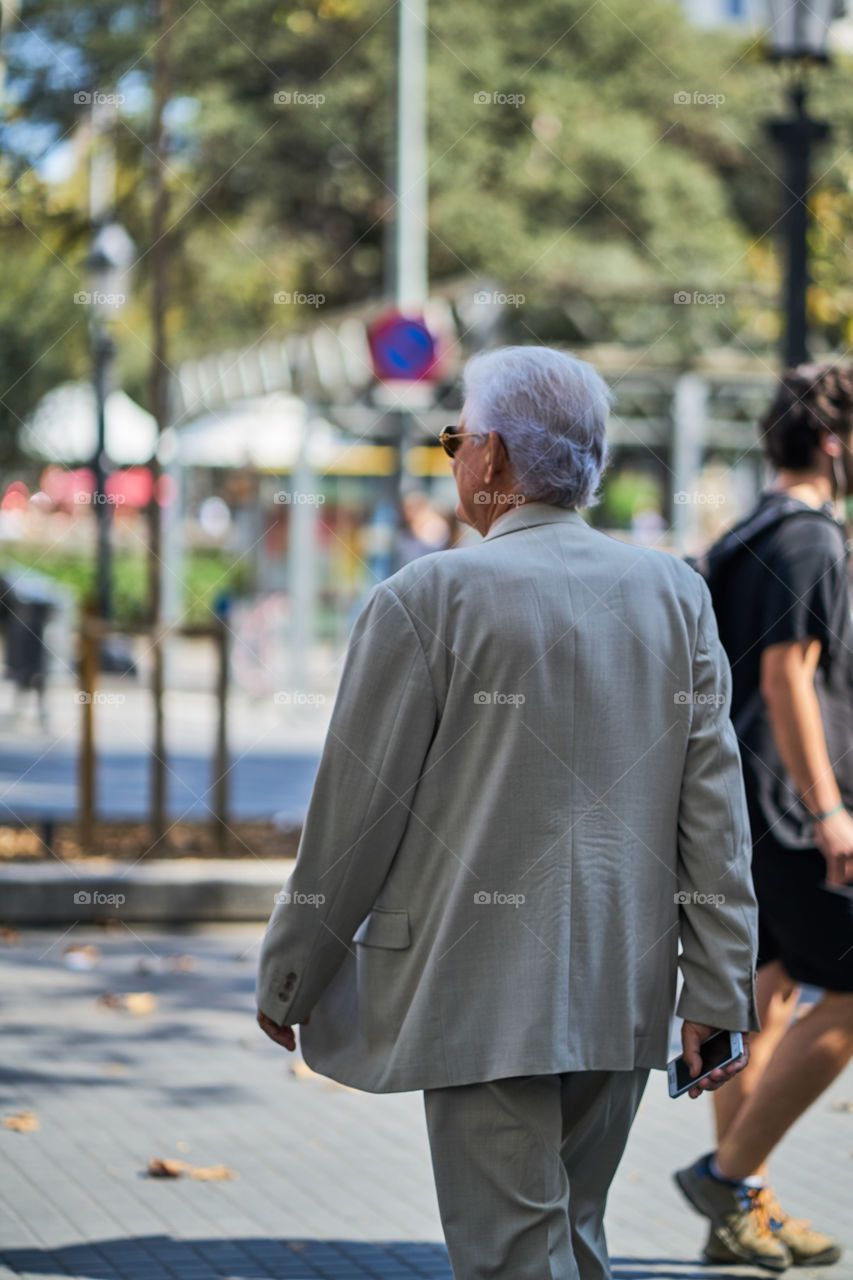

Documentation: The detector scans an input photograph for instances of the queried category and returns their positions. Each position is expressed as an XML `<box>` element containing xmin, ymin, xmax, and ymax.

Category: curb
<box><xmin>0</xmin><ymin>858</ymin><xmax>296</xmax><ymax>924</ymax></box>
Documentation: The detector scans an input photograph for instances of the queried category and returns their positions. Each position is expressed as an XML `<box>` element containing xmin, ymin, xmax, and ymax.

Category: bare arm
<box><xmin>760</xmin><ymin>638</ymin><xmax>853</xmax><ymax>884</ymax></box>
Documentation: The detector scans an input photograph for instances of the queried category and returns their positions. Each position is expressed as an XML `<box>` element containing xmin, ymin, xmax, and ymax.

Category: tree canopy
<box><xmin>1</xmin><ymin>0</ymin><xmax>852</xmax><ymax>462</ymax></box>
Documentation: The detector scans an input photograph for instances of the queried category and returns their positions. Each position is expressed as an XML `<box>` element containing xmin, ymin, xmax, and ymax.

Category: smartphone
<box><xmin>667</xmin><ymin>1029</ymin><xmax>743</xmax><ymax>1099</ymax></box>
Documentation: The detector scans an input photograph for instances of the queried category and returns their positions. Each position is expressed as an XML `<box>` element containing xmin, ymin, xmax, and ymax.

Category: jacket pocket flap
<box><xmin>352</xmin><ymin>907</ymin><xmax>410</xmax><ymax>949</ymax></box>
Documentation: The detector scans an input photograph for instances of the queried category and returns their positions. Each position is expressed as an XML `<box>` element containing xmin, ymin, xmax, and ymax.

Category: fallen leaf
<box><xmin>147</xmin><ymin>1158</ymin><xmax>187</xmax><ymax>1178</ymax></box>
<box><xmin>0</xmin><ymin>926</ymin><xmax>20</xmax><ymax>945</ymax></box>
<box><xmin>146</xmin><ymin>1156</ymin><xmax>236</xmax><ymax>1180</ymax></box>
<box><xmin>165</xmin><ymin>954</ymin><xmax>196</xmax><ymax>972</ymax></box>
<box><xmin>3</xmin><ymin>1110</ymin><xmax>39</xmax><ymax>1132</ymax></box>
<box><xmin>124</xmin><ymin>992</ymin><xmax>157</xmax><ymax>1016</ymax></box>
<box><xmin>96</xmin><ymin>992</ymin><xmax>157</xmax><ymax>1016</ymax></box>
<box><xmin>832</xmin><ymin>1099</ymin><xmax>853</xmax><ymax>1113</ymax></box>
<box><xmin>189</xmin><ymin>1164</ymin><xmax>236</xmax><ymax>1181</ymax></box>
<box><xmin>63</xmin><ymin>944</ymin><xmax>101</xmax><ymax>970</ymax></box>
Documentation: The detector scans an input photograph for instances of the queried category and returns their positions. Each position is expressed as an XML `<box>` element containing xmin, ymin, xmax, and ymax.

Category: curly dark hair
<box><xmin>759</xmin><ymin>363</ymin><xmax>853</xmax><ymax>470</ymax></box>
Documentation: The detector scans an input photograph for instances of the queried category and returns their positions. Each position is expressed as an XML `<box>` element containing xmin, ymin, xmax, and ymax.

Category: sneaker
<box><xmin>674</xmin><ymin>1154</ymin><xmax>792</xmax><ymax>1271</ymax></box>
<box><xmin>761</xmin><ymin>1187</ymin><xmax>841</xmax><ymax>1265</ymax></box>
<box><xmin>702</xmin><ymin>1186</ymin><xmax>843</xmax><ymax>1267</ymax></box>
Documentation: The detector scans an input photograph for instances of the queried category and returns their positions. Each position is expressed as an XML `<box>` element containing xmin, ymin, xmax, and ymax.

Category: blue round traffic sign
<box><xmin>368</xmin><ymin>311</ymin><xmax>438</xmax><ymax>382</ymax></box>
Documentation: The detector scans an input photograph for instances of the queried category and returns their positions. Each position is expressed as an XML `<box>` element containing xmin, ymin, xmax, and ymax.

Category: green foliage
<box><xmin>0</xmin><ymin>545</ymin><xmax>251</xmax><ymax>626</ymax></box>
<box><xmin>3</xmin><ymin>0</ymin><xmax>853</xmax><ymax>463</ymax></box>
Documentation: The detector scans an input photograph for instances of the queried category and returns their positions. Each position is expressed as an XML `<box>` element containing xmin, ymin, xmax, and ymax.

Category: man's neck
<box><xmin>771</xmin><ymin>472</ymin><xmax>833</xmax><ymax>511</ymax></box>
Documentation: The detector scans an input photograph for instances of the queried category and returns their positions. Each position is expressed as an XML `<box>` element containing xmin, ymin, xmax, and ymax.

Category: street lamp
<box><xmin>82</xmin><ymin>220</ymin><xmax>135</xmax><ymax>619</ymax></box>
<box><xmin>765</xmin><ymin>0</ymin><xmax>839</xmax><ymax>367</ymax></box>
<box><xmin>767</xmin><ymin>0</ymin><xmax>839</xmax><ymax>60</ymax></box>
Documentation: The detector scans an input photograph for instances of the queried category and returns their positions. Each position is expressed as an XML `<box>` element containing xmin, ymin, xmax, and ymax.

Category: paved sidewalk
<box><xmin>1</xmin><ymin>925</ymin><xmax>851</xmax><ymax>1280</ymax></box>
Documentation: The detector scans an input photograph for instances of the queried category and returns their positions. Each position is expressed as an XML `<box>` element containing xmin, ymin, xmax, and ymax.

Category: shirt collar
<box><xmin>481</xmin><ymin>501</ymin><xmax>588</xmax><ymax>541</ymax></box>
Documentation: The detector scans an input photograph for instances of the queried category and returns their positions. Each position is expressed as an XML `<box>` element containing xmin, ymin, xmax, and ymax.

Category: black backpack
<box><xmin>686</xmin><ymin>494</ymin><xmax>839</xmax><ymax>586</ymax></box>
<box><xmin>685</xmin><ymin>494</ymin><xmax>841</xmax><ymax>736</ymax></box>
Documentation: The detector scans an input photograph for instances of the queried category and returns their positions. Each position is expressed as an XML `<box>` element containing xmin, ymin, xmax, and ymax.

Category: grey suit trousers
<box><xmin>423</xmin><ymin>1068</ymin><xmax>649</xmax><ymax>1280</ymax></box>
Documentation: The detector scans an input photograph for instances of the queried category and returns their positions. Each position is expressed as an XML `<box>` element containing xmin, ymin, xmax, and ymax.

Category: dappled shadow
<box><xmin>611</xmin><ymin>1258</ymin><xmax>770</xmax><ymax>1279</ymax></box>
<box><xmin>0</xmin><ymin>1235</ymin><xmax>451</xmax><ymax>1278</ymax></box>
<box><xmin>0</xmin><ymin>1237</ymin><xmax>777</xmax><ymax>1279</ymax></box>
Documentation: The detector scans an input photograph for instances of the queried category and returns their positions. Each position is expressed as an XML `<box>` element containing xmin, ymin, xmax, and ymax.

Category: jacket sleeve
<box><xmin>256</xmin><ymin>580</ymin><xmax>438</xmax><ymax>1026</ymax></box>
<box><xmin>675</xmin><ymin>575</ymin><xmax>761</xmax><ymax>1033</ymax></box>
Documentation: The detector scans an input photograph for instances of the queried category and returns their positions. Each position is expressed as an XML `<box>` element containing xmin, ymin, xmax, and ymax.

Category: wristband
<box><xmin>810</xmin><ymin>801</ymin><xmax>845</xmax><ymax>823</ymax></box>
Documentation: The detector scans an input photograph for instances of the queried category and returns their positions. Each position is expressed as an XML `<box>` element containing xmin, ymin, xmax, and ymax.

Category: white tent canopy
<box><xmin>173</xmin><ymin>394</ymin><xmax>346</xmax><ymax>469</ymax></box>
<box><xmin>21</xmin><ymin>382</ymin><xmax>158</xmax><ymax>466</ymax></box>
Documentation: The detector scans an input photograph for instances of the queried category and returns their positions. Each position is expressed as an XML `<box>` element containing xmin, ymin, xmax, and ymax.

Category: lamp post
<box><xmin>83</xmin><ymin>220</ymin><xmax>135</xmax><ymax>619</ymax></box>
<box><xmin>766</xmin><ymin>0</ymin><xmax>837</xmax><ymax>368</ymax></box>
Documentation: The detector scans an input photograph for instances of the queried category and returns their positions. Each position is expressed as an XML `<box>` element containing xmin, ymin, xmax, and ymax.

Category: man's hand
<box><xmin>256</xmin><ymin>1009</ymin><xmax>310</xmax><ymax>1051</ymax></box>
<box><xmin>813</xmin><ymin>807</ymin><xmax>853</xmax><ymax>886</ymax></box>
<box><xmin>681</xmin><ymin>1022</ymin><xmax>750</xmax><ymax>1100</ymax></box>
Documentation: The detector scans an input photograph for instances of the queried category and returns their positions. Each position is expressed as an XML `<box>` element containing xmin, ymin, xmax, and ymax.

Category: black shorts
<box><xmin>750</xmin><ymin>815</ymin><xmax>853</xmax><ymax>992</ymax></box>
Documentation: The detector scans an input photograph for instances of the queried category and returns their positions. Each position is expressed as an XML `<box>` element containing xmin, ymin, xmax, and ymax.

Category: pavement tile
<box><xmin>1</xmin><ymin>924</ymin><xmax>851</xmax><ymax>1280</ymax></box>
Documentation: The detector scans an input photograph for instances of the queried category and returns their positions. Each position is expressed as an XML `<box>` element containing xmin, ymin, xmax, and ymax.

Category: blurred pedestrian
<box><xmin>397</xmin><ymin>490</ymin><xmax>451</xmax><ymax>564</ymax></box>
<box><xmin>675</xmin><ymin>364</ymin><xmax>853</xmax><ymax>1269</ymax></box>
<box><xmin>257</xmin><ymin>345</ymin><xmax>759</xmax><ymax>1280</ymax></box>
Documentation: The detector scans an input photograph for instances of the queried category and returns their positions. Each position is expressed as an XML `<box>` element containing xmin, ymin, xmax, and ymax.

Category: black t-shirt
<box><xmin>707</xmin><ymin>490</ymin><xmax>853</xmax><ymax>849</ymax></box>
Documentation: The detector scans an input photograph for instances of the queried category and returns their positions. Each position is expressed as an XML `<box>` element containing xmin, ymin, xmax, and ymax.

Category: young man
<box><xmin>676</xmin><ymin>364</ymin><xmax>853</xmax><ymax>1270</ymax></box>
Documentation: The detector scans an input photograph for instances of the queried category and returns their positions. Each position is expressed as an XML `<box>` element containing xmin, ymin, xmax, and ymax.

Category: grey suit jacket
<box><xmin>256</xmin><ymin>501</ymin><xmax>760</xmax><ymax>1092</ymax></box>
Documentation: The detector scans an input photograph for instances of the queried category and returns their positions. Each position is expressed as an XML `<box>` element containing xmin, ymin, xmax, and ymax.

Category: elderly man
<box><xmin>256</xmin><ymin>345</ymin><xmax>760</xmax><ymax>1280</ymax></box>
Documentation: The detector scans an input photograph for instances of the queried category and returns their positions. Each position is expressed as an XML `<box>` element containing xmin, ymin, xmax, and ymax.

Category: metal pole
<box><xmin>92</xmin><ymin>326</ymin><xmax>114</xmax><ymax>619</ymax></box>
<box><xmin>148</xmin><ymin>0</ymin><xmax>173</xmax><ymax>846</ymax></box>
<box><xmin>78</xmin><ymin>611</ymin><xmax>98</xmax><ymax>848</ymax></box>
<box><xmin>290</xmin><ymin>413</ymin><xmax>319</xmax><ymax>693</ymax></box>
<box><xmin>390</xmin><ymin>0</ymin><xmax>428</xmax><ymax>572</ymax></box>
<box><xmin>214</xmin><ymin>620</ymin><xmax>229</xmax><ymax>854</ymax></box>
<box><xmin>671</xmin><ymin>373</ymin><xmax>708</xmax><ymax>555</ymax></box>
<box><xmin>395</xmin><ymin>0</ymin><xmax>428</xmax><ymax>310</ymax></box>
<box><xmin>768</xmin><ymin>80</ymin><xmax>830</xmax><ymax>368</ymax></box>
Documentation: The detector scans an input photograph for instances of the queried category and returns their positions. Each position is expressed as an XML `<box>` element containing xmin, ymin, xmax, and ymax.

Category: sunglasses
<box><xmin>439</xmin><ymin>425</ymin><xmax>510</xmax><ymax>461</ymax></box>
<box><xmin>439</xmin><ymin>425</ymin><xmax>482</xmax><ymax>458</ymax></box>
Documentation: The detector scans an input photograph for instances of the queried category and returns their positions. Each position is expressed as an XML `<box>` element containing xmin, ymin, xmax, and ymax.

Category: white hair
<box><xmin>462</xmin><ymin>346</ymin><xmax>612</xmax><ymax>510</ymax></box>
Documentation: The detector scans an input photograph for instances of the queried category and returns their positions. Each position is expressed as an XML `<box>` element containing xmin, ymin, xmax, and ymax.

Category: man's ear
<box><xmin>484</xmin><ymin>432</ymin><xmax>499</xmax><ymax>480</ymax></box>
<box><xmin>822</xmin><ymin>429</ymin><xmax>842</xmax><ymax>458</ymax></box>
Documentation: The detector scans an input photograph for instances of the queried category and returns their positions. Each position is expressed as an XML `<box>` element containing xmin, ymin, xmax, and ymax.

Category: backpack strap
<box><xmin>696</xmin><ymin>495</ymin><xmax>840</xmax><ymax>582</ymax></box>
